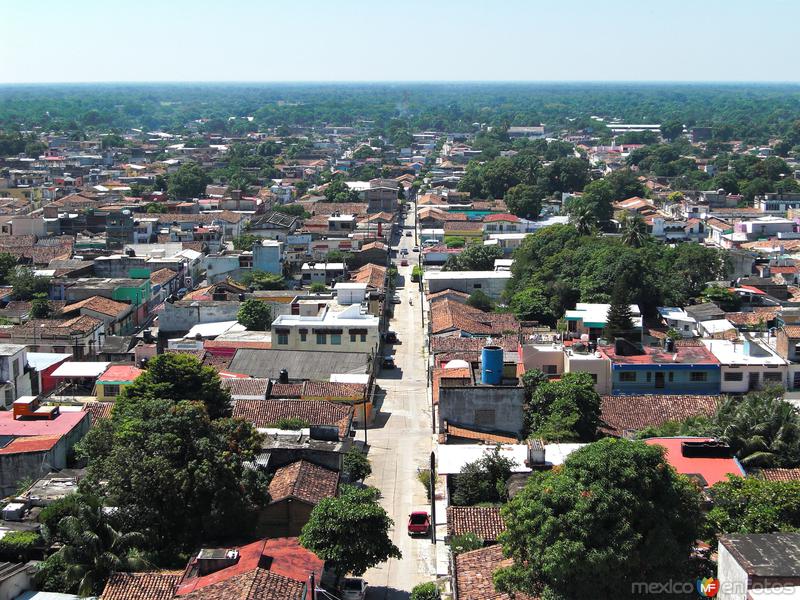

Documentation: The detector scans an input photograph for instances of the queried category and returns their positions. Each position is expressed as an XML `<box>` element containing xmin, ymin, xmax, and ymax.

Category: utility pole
<box><xmin>309</xmin><ymin>571</ymin><xmax>316</xmax><ymax>600</ymax></box>
<box><xmin>429</xmin><ymin>450</ymin><xmax>436</xmax><ymax>544</ymax></box>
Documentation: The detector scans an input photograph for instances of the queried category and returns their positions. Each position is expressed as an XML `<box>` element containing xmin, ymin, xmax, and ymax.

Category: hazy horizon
<box><xmin>4</xmin><ymin>0</ymin><xmax>798</xmax><ymax>84</ymax></box>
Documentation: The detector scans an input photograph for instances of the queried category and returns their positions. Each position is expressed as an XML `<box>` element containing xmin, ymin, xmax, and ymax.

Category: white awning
<box><xmin>52</xmin><ymin>362</ymin><xmax>110</xmax><ymax>378</ymax></box>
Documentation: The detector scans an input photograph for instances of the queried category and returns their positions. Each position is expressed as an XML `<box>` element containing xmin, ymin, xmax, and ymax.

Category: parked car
<box><xmin>400</xmin><ymin>248</ymin><xmax>409</xmax><ymax>255</ymax></box>
<box><xmin>408</xmin><ymin>511</ymin><xmax>431</xmax><ymax>535</ymax></box>
<box><xmin>405</xmin><ymin>230</ymin><xmax>412</xmax><ymax>237</ymax></box>
<box><xmin>383</xmin><ymin>331</ymin><xmax>399</xmax><ymax>344</ymax></box>
<box><xmin>391</xmin><ymin>294</ymin><xmax>401</xmax><ymax>304</ymax></box>
<box><xmin>412</xmin><ymin>246</ymin><xmax>420</xmax><ymax>252</ymax></box>
<box><xmin>341</xmin><ymin>577</ymin><xmax>368</xmax><ymax>600</ymax></box>
<box><xmin>177</xmin><ymin>287</ymin><xmax>188</xmax><ymax>299</ymax></box>
<box><xmin>400</xmin><ymin>259</ymin><xmax>408</xmax><ymax>266</ymax></box>
<box><xmin>382</xmin><ymin>356</ymin><xmax>396</xmax><ymax>369</ymax></box>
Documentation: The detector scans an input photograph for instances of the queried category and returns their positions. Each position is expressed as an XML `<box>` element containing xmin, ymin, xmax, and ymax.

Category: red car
<box><xmin>400</xmin><ymin>259</ymin><xmax>408</xmax><ymax>266</ymax></box>
<box><xmin>408</xmin><ymin>511</ymin><xmax>431</xmax><ymax>535</ymax></box>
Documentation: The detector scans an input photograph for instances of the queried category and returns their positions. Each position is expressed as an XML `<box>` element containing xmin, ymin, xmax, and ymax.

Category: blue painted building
<box><xmin>601</xmin><ymin>339</ymin><xmax>721</xmax><ymax>395</ymax></box>
<box><xmin>253</xmin><ymin>240</ymin><xmax>283</xmax><ymax>275</ymax></box>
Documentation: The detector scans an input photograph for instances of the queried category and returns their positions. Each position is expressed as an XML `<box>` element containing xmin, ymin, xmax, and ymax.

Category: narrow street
<box><xmin>363</xmin><ymin>202</ymin><xmax>434</xmax><ymax>599</ymax></box>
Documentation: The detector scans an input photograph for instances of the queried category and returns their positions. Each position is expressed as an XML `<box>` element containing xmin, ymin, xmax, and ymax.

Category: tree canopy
<box><xmin>121</xmin><ymin>353</ymin><xmax>232</xmax><ymax>419</ymax></box>
<box><xmin>495</xmin><ymin>438</ymin><xmax>703</xmax><ymax>599</ymax></box>
<box><xmin>237</xmin><ymin>299</ymin><xmax>273</xmax><ymax>331</ymax></box>
<box><xmin>300</xmin><ymin>485</ymin><xmax>401</xmax><ymax>582</ymax></box>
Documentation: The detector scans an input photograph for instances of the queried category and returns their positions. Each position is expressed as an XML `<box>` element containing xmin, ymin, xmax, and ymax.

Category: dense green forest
<box><xmin>2</xmin><ymin>83</ymin><xmax>800</xmax><ymax>143</ymax></box>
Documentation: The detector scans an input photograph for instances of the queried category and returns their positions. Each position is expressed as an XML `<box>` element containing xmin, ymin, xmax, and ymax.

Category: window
<box><xmin>646</xmin><ymin>372</ymin><xmax>652</xmax><ymax>382</ymax></box>
<box><xmin>473</xmin><ymin>283</ymin><xmax>482</xmax><ymax>289</ymax></box>
<box><xmin>300</xmin><ymin>332</ymin><xmax>307</xmax><ymax>342</ymax></box>
<box><xmin>12</xmin><ymin>359</ymin><xmax>19</xmax><ymax>379</ymax></box>
<box><xmin>544</xmin><ymin>365</ymin><xmax>558</xmax><ymax>375</ymax></box>
<box><xmin>724</xmin><ymin>372</ymin><xmax>744</xmax><ymax>382</ymax></box>
<box><xmin>331</xmin><ymin>334</ymin><xmax>342</xmax><ymax>345</ymax></box>
<box><xmin>104</xmin><ymin>384</ymin><xmax>120</xmax><ymax>397</ymax></box>
<box><xmin>4</xmin><ymin>388</ymin><xmax>12</xmax><ymax>405</ymax></box>
<box><xmin>277</xmin><ymin>333</ymin><xmax>289</xmax><ymax>345</ymax></box>
<box><xmin>350</xmin><ymin>333</ymin><xmax>357</xmax><ymax>343</ymax></box>
<box><xmin>620</xmin><ymin>372</ymin><xmax>636</xmax><ymax>382</ymax></box>
<box><xmin>316</xmin><ymin>333</ymin><xmax>327</xmax><ymax>345</ymax></box>
<box><xmin>690</xmin><ymin>372</ymin><xmax>708</xmax><ymax>382</ymax></box>
<box><xmin>764</xmin><ymin>372</ymin><xmax>783</xmax><ymax>383</ymax></box>
<box><xmin>590</xmin><ymin>374</ymin><xmax>598</xmax><ymax>383</ymax></box>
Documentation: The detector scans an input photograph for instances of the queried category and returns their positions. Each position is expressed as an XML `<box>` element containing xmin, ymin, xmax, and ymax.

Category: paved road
<box><xmin>363</xmin><ymin>203</ymin><xmax>434</xmax><ymax>600</ymax></box>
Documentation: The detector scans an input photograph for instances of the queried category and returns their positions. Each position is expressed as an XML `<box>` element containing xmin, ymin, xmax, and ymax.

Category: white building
<box><xmin>702</xmin><ymin>337</ymin><xmax>788</xmax><ymax>393</ymax></box>
<box><xmin>271</xmin><ymin>301</ymin><xmax>379</xmax><ymax>353</ymax></box>
<box><xmin>424</xmin><ymin>270</ymin><xmax>512</xmax><ymax>301</ymax></box>
<box><xmin>657</xmin><ymin>307</ymin><xmax>697</xmax><ymax>338</ymax></box>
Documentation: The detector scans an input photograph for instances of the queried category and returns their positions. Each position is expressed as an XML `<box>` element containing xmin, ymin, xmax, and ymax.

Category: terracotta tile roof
<box><xmin>182</xmin><ymin>569</ymin><xmax>306</xmax><ymax>600</ymax></box>
<box><xmin>483</xmin><ymin>213</ymin><xmax>520</xmax><ymax>223</ymax></box>
<box><xmin>447</xmin><ymin>506</ymin><xmax>506</xmax><ymax>542</ymax></box>
<box><xmin>310</xmin><ymin>202</ymin><xmax>368</xmax><ymax>216</ymax></box>
<box><xmin>150</xmin><ymin>268</ymin><xmax>179</xmax><ymax>286</ymax></box>
<box><xmin>782</xmin><ymin>326</ymin><xmax>800</xmax><ymax>339</ymax></box>
<box><xmin>359</xmin><ymin>241</ymin><xmax>388</xmax><ymax>253</ymax></box>
<box><xmin>62</xmin><ymin>295</ymin><xmax>131</xmax><ymax>318</ymax></box>
<box><xmin>220</xmin><ymin>378</ymin><xmax>270</xmax><ymax>398</ymax></box>
<box><xmin>725</xmin><ymin>309</ymin><xmax>779</xmax><ymax>326</ymax></box>
<box><xmin>427</xmin><ymin>289</ymin><xmax>471</xmax><ymax>301</ymax></box>
<box><xmin>6</xmin><ymin>315</ymin><xmax>103</xmax><ymax>338</ymax></box>
<box><xmin>268</xmin><ymin>383</ymin><xmax>303</xmax><ymax>398</ymax></box>
<box><xmin>84</xmin><ymin>401</ymin><xmax>114</xmax><ymax>424</ymax></box>
<box><xmin>101</xmin><ymin>572</ymin><xmax>180</xmax><ymax>600</ymax></box>
<box><xmin>600</xmin><ymin>395</ymin><xmax>719</xmax><ymax>437</ymax></box>
<box><xmin>269</xmin><ymin>460</ymin><xmax>339</xmax><ymax>505</ymax></box>
<box><xmin>430</xmin><ymin>335</ymin><xmax>520</xmax><ymax>354</ymax></box>
<box><xmin>454</xmin><ymin>544</ymin><xmax>536</xmax><ymax>600</ymax></box>
<box><xmin>760</xmin><ymin>468</ymin><xmax>800</xmax><ymax>482</ymax></box>
<box><xmin>430</xmin><ymin>300</ymin><xmax>521</xmax><ymax>336</ymax></box>
<box><xmin>435</xmin><ymin>351</ymin><xmax>480</xmax><ymax>366</ymax></box>
<box><xmin>444</xmin><ymin>423</ymin><xmax>518</xmax><ymax>445</ymax></box>
<box><xmin>233</xmin><ymin>399</ymin><xmax>353</xmax><ymax>437</ymax></box>
<box><xmin>349</xmin><ymin>263</ymin><xmax>387</xmax><ymax>290</ymax></box>
<box><xmin>443</xmin><ymin>220</ymin><xmax>484</xmax><ymax>232</ymax></box>
<box><xmin>301</xmin><ymin>381</ymin><xmax>367</xmax><ymax>400</ymax></box>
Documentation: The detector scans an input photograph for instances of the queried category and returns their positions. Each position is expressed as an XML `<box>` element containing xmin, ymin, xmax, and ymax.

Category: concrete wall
<box><xmin>611</xmin><ymin>365</ymin><xmax>721</xmax><ymax>395</ymax></box>
<box><xmin>0</xmin><ymin>564</ymin><xmax>33</xmax><ymax>600</ymax></box>
<box><xmin>271</xmin><ymin>324</ymin><xmax>379</xmax><ymax>354</ymax></box>
<box><xmin>258</xmin><ymin>499</ymin><xmax>315</xmax><ymax>538</ymax></box>
<box><xmin>159</xmin><ymin>301</ymin><xmax>241</xmax><ymax>333</ymax></box>
<box><xmin>565</xmin><ymin>354</ymin><xmax>613</xmax><ymax>395</ymax></box>
<box><xmin>720</xmin><ymin>365</ymin><xmax>788</xmax><ymax>393</ymax></box>
<box><xmin>426</xmin><ymin>274</ymin><xmax>511</xmax><ymax>301</ymax></box>
<box><xmin>438</xmin><ymin>386</ymin><xmax>525</xmax><ymax>436</ymax></box>
<box><xmin>717</xmin><ymin>543</ymin><xmax>748</xmax><ymax>600</ymax></box>
<box><xmin>521</xmin><ymin>345</ymin><xmax>564</xmax><ymax>375</ymax></box>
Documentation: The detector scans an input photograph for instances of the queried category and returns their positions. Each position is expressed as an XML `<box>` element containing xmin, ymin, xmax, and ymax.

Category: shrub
<box><xmin>0</xmin><ymin>530</ymin><xmax>40</xmax><ymax>561</ymax></box>
<box><xmin>417</xmin><ymin>468</ymin><xmax>434</xmax><ymax>500</ymax></box>
<box><xmin>411</xmin><ymin>582</ymin><xmax>440</xmax><ymax>600</ymax></box>
<box><xmin>444</xmin><ymin>236</ymin><xmax>465</xmax><ymax>248</ymax></box>
<box><xmin>450</xmin><ymin>532</ymin><xmax>484</xmax><ymax>556</ymax></box>
<box><xmin>269</xmin><ymin>417</ymin><xmax>310</xmax><ymax>430</ymax></box>
<box><xmin>343</xmin><ymin>447</ymin><xmax>372</xmax><ymax>482</ymax></box>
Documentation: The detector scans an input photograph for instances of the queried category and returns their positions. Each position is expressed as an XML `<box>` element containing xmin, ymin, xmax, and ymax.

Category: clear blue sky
<box><xmin>3</xmin><ymin>0</ymin><xmax>797</xmax><ymax>83</ymax></box>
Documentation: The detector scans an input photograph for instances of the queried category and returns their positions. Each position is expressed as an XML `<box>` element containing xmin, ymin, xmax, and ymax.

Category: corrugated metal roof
<box><xmin>229</xmin><ymin>349</ymin><xmax>370</xmax><ymax>379</ymax></box>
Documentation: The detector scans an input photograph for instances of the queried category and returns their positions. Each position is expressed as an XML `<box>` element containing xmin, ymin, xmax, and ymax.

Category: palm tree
<box><xmin>56</xmin><ymin>498</ymin><xmax>149</xmax><ymax>597</ymax></box>
<box><xmin>570</xmin><ymin>204</ymin><xmax>595</xmax><ymax>236</ymax></box>
<box><xmin>715</xmin><ymin>390</ymin><xmax>800</xmax><ymax>468</ymax></box>
<box><xmin>619</xmin><ymin>210</ymin><xmax>647</xmax><ymax>248</ymax></box>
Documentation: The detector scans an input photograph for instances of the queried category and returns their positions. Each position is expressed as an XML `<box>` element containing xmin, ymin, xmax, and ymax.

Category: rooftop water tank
<box><xmin>481</xmin><ymin>345</ymin><xmax>504</xmax><ymax>385</ymax></box>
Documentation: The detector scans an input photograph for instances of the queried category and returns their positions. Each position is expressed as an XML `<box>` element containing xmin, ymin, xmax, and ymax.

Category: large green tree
<box><xmin>705</xmin><ymin>476</ymin><xmax>800</xmax><ymax>539</ymax></box>
<box><xmin>494</xmin><ymin>438</ymin><xmax>703</xmax><ymax>599</ymax></box>
<box><xmin>451</xmin><ymin>446</ymin><xmax>514</xmax><ymax>506</ymax></box>
<box><xmin>442</xmin><ymin>243</ymin><xmax>502</xmax><ymax>271</ymax></box>
<box><xmin>300</xmin><ymin>485</ymin><xmax>401</xmax><ymax>584</ymax></box>
<box><xmin>237</xmin><ymin>299</ymin><xmax>273</xmax><ymax>331</ymax></box>
<box><xmin>78</xmin><ymin>399</ymin><xmax>268</xmax><ymax>558</ymax></box>
<box><xmin>525</xmin><ymin>371</ymin><xmax>601</xmax><ymax>441</ymax></box>
<box><xmin>167</xmin><ymin>162</ymin><xmax>210</xmax><ymax>200</ymax></box>
<box><xmin>504</xmin><ymin>184</ymin><xmax>542</xmax><ymax>219</ymax></box>
<box><xmin>122</xmin><ymin>353</ymin><xmax>232</xmax><ymax>419</ymax></box>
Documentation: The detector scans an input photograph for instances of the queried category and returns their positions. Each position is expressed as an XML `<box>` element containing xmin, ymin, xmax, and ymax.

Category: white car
<box><xmin>341</xmin><ymin>577</ymin><xmax>367</xmax><ymax>600</ymax></box>
<box><xmin>412</xmin><ymin>246</ymin><xmax>420</xmax><ymax>252</ymax></box>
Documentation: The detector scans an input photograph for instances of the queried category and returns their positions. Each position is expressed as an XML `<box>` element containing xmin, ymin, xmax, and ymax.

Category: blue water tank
<box><xmin>481</xmin><ymin>345</ymin><xmax>504</xmax><ymax>385</ymax></box>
